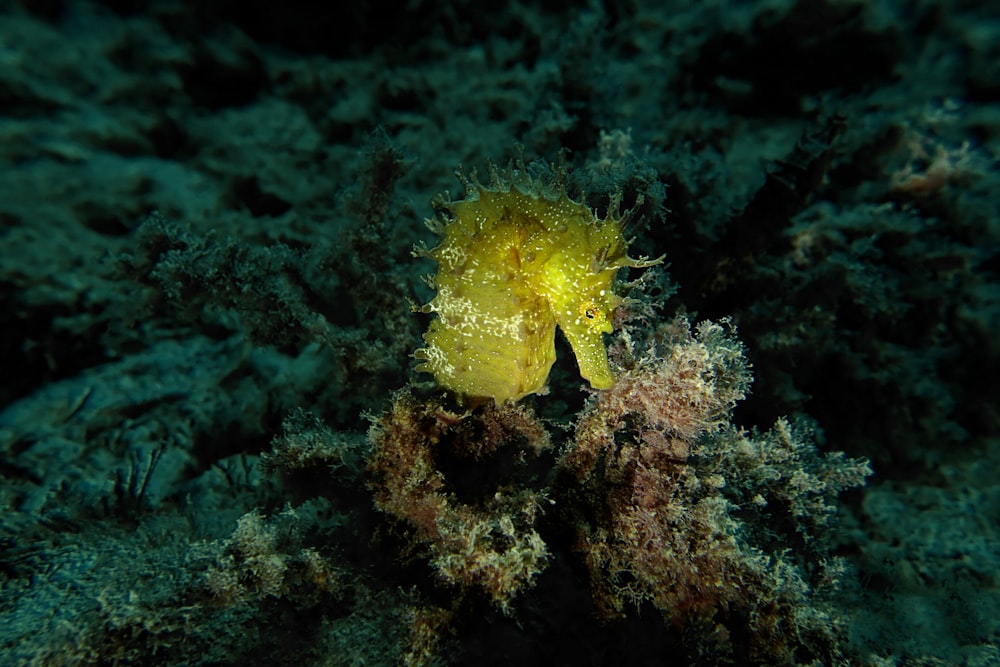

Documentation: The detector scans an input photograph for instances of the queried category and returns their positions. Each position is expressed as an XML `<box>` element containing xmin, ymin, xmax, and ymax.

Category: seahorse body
<box><xmin>415</xmin><ymin>168</ymin><xmax>659</xmax><ymax>402</ymax></box>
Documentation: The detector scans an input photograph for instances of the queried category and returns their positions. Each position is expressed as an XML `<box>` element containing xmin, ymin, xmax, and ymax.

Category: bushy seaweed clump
<box><xmin>558</xmin><ymin>317</ymin><xmax>871</xmax><ymax>662</ymax></box>
<box><xmin>365</xmin><ymin>315</ymin><xmax>871</xmax><ymax>664</ymax></box>
<box><xmin>367</xmin><ymin>395</ymin><xmax>552</xmax><ymax>612</ymax></box>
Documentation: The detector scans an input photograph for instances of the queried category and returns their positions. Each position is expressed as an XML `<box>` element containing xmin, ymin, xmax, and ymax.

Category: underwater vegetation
<box><xmin>3</xmin><ymin>1</ymin><xmax>995</xmax><ymax>664</ymax></box>
<box><xmin>0</xmin><ymin>149</ymin><xmax>873</xmax><ymax>666</ymax></box>
<box><xmin>361</xmin><ymin>161</ymin><xmax>872</xmax><ymax>663</ymax></box>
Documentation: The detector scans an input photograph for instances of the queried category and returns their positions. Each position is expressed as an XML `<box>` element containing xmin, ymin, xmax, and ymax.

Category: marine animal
<box><xmin>414</xmin><ymin>162</ymin><xmax>661</xmax><ymax>402</ymax></box>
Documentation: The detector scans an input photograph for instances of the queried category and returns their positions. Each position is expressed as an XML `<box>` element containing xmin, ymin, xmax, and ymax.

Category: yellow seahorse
<box><xmin>414</xmin><ymin>162</ymin><xmax>661</xmax><ymax>402</ymax></box>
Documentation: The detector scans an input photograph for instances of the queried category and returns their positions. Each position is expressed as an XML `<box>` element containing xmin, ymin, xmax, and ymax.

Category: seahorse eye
<box><xmin>578</xmin><ymin>301</ymin><xmax>605</xmax><ymax>326</ymax></box>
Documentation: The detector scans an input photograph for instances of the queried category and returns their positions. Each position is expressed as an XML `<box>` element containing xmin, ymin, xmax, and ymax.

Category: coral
<box><xmin>366</xmin><ymin>391</ymin><xmax>551</xmax><ymax>611</ymax></box>
<box><xmin>566</xmin><ymin>317</ymin><xmax>751</xmax><ymax>475</ymax></box>
<box><xmin>121</xmin><ymin>212</ymin><xmax>335</xmax><ymax>350</ymax></box>
<box><xmin>559</xmin><ymin>319</ymin><xmax>753</xmax><ymax>617</ymax></box>
<box><xmin>401</xmin><ymin>604</ymin><xmax>454</xmax><ymax>667</ymax></box>
<box><xmin>205</xmin><ymin>507</ymin><xmax>342</xmax><ymax>606</ymax></box>
<box><xmin>413</xmin><ymin>159</ymin><xmax>662</xmax><ymax>402</ymax></box>
<box><xmin>262</xmin><ymin>407</ymin><xmax>368</xmax><ymax>478</ymax></box>
<box><xmin>118</xmin><ymin>205</ymin><xmax>421</xmax><ymax>429</ymax></box>
<box><xmin>556</xmin><ymin>317</ymin><xmax>872</xmax><ymax>662</ymax></box>
<box><xmin>363</xmin><ymin>310</ymin><xmax>872</xmax><ymax>661</ymax></box>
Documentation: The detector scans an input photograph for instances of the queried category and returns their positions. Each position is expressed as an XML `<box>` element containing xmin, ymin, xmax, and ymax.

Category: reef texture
<box><xmin>367</xmin><ymin>394</ymin><xmax>552</xmax><ymax>611</ymax></box>
<box><xmin>1</xmin><ymin>0</ymin><xmax>997</xmax><ymax>665</ymax></box>
<box><xmin>366</xmin><ymin>316</ymin><xmax>872</xmax><ymax>663</ymax></box>
<box><xmin>414</xmin><ymin>163</ymin><xmax>660</xmax><ymax>402</ymax></box>
<box><xmin>559</xmin><ymin>318</ymin><xmax>872</xmax><ymax>661</ymax></box>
